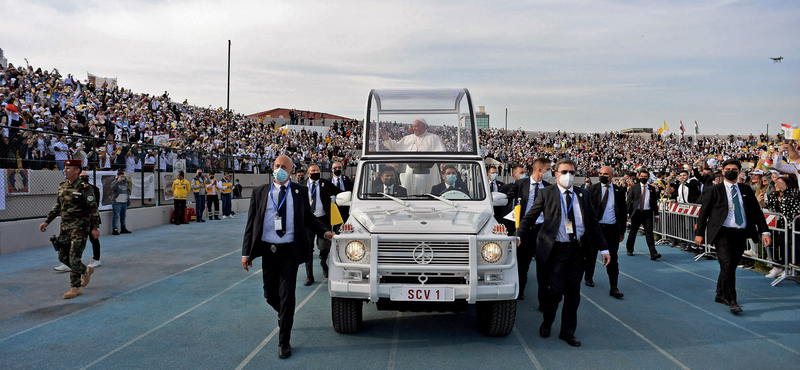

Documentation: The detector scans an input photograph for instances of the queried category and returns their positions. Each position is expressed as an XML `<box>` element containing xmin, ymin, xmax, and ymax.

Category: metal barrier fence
<box><xmin>0</xmin><ymin>127</ymin><xmax>357</xmax><ymax>222</ymax></box>
<box><xmin>773</xmin><ymin>215</ymin><xmax>800</xmax><ymax>286</ymax></box>
<box><xmin>656</xmin><ymin>200</ymin><xmax>799</xmax><ymax>286</ymax></box>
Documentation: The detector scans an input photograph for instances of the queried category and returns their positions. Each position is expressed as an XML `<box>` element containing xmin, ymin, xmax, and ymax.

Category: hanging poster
<box><xmin>6</xmin><ymin>169</ymin><xmax>30</xmax><ymax>194</ymax></box>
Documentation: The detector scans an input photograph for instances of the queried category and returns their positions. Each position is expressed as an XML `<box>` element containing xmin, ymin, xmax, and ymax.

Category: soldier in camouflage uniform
<box><xmin>39</xmin><ymin>159</ymin><xmax>102</xmax><ymax>299</ymax></box>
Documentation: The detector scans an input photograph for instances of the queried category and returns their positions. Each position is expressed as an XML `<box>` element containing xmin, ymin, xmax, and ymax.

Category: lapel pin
<box><xmin>578</xmin><ymin>193</ymin><xmax>583</xmax><ymax>198</ymax></box>
<box><xmin>270</xmin><ymin>245</ymin><xmax>277</xmax><ymax>253</ymax></box>
<box><xmin>294</xmin><ymin>189</ymin><xmax>299</xmax><ymax>194</ymax></box>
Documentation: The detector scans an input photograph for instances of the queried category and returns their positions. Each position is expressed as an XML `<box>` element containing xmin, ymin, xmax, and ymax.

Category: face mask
<box><xmin>639</xmin><ymin>178</ymin><xmax>648</xmax><ymax>184</ymax></box>
<box><xmin>558</xmin><ymin>173</ymin><xmax>574</xmax><ymax>188</ymax></box>
<box><xmin>724</xmin><ymin>170</ymin><xmax>739</xmax><ymax>181</ymax></box>
<box><xmin>274</xmin><ymin>168</ymin><xmax>289</xmax><ymax>183</ymax></box>
<box><xmin>599</xmin><ymin>176</ymin><xmax>610</xmax><ymax>184</ymax></box>
<box><xmin>383</xmin><ymin>177</ymin><xmax>395</xmax><ymax>186</ymax></box>
<box><xmin>518</xmin><ymin>174</ymin><xmax>528</xmax><ymax>180</ymax></box>
<box><xmin>542</xmin><ymin>171</ymin><xmax>552</xmax><ymax>181</ymax></box>
<box><xmin>446</xmin><ymin>174</ymin><xmax>457</xmax><ymax>184</ymax></box>
<box><xmin>490</xmin><ymin>173</ymin><xmax>498</xmax><ymax>181</ymax></box>
<box><xmin>309</xmin><ymin>173</ymin><xmax>321</xmax><ymax>181</ymax></box>
<box><xmin>296</xmin><ymin>176</ymin><xmax>305</xmax><ymax>182</ymax></box>
<box><xmin>333</xmin><ymin>169</ymin><xmax>342</xmax><ymax>176</ymax></box>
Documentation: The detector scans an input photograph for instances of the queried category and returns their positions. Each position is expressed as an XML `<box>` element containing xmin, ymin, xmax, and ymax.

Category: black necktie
<box><xmin>533</xmin><ymin>182</ymin><xmax>539</xmax><ymax>201</ymax></box>
<box><xmin>599</xmin><ymin>185</ymin><xmax>609</xmax><ymax>218</ymax></box>
<box><xmin>566</xmin><ymin>190</ymin><xmax>577</xmax><ymax>241</ymax></box>
<box><xmin>310</xmin><ymin>182</ymin><xmax>317</xmax><ymax>211</ymax></box>
<box><xmin>277</xmin><ymin>185</ymin><xmax>287</xmax><ymax>237</ymax></box>
<box><xmin>639</xmin><ymin>185</ymin><xmax>646</xmax><ymax>210</ymax></box>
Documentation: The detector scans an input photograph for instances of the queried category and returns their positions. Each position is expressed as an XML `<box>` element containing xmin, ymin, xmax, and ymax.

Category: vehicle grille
<box><xmin>377</xmin><ymin>240</ymin><xmax>470</xmax><ymax>265</ymax></box>
<box><xmin>380</xmin><ymin>276</ymin><xmax>467</xmax><ymax>284</ymax></box>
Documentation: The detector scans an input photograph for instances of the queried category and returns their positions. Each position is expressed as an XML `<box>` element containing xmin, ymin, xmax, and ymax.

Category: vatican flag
<box><xmin>503</xmin><ymin>202</ymin><xmax>523</xmax><ymax>228</ymax></box>
<box><xmin>330</xmin><ymin>203</ymin><xmax>344</xmax><ymax>226</ymax></box>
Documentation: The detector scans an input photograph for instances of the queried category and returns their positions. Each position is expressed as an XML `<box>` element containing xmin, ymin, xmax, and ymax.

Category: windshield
<box><xmin>358</xmin><ymin>161</ymin><xmax>487</xmax><ymax>201</ymax></box>
<box><xmin>364</xmin><ymin>89</ymin><xmax>478</xmax><ymax>155</ymax></box>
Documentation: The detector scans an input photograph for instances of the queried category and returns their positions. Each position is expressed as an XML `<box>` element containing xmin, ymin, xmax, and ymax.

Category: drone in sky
<box><xmin>770</xmin><ymin>56</ymin><xmax>783</xmax><ymax>63</ymax></box>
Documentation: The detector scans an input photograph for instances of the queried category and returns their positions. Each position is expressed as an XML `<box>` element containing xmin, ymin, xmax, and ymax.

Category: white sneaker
<box><xmin>766</xmin><ymin>267</ymin><xmax>783</xmax><ymax>278</ymax></box>
<box><xmin>54</xmin><ymin>263</ymin><xmax>70</xmax><ymax>272</ymax></box>
<box><xmin>743</xmin><ymin>249</ymin><xmax>757</xmax><ymax>257</ymax></box>
<box><xmin>88</xmin><ymin>259</ymin><xmax>102</xmax><ymax>268</ymax></box>
<box><xmin>229</xmin><ymin>215</ymin><xmax>235</xmax><ymax>219</ymax></box>
<box><xmin>222</xmin><ymin>215</ymin><xmax>228</xmax><ymax>219</ymax></box>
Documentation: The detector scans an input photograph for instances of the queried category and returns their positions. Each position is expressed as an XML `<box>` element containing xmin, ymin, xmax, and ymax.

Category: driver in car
<box><xmin>431</xmin><ymin>165</ymin><xmax>469</xmax><ymax>195</ymax></box>
<box><xmin>379</xmin><ymin>118</ymin><xmax>445</xmax><ymax>152</ymax></box>
<box><xmin>371</xmin><ymin>165</ymin><xmax>408</xmax><ymax>197</ymax></box>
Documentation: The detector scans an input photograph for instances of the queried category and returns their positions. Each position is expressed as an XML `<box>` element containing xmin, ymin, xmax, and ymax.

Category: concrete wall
<box><xmin>0</xmin><ymin>198</ymin><xmax>250</xmax><ymax>255</ymax></box>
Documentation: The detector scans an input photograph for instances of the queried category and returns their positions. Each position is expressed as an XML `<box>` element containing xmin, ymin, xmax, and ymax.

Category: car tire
<box><xmin>476</xmin><ymin>300</ymin><xmax>516</xmax><ymax>337</ymax></box>
<box><xmin>332</xmin><ymin>297</ymin><xmax>363</xmax><ymax>334</ymax></box>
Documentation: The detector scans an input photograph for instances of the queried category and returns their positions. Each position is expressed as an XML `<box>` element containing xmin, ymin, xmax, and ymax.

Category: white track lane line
<box><xmin>513</xmin><ymin>326</ymin><xmax>544</xmax><ymax>370</ymax></box>
<box><xmin>235</xmin><ymin>279</ymin><xmax>327</xmax><ymax>370</ymax></box>
<box><xmin>387</xmin><ymin>312</ymin><xmax>402</xmax><ymax>370</ymax></box>
<box><xmin>618</xmin><ymin>269</ymin><xmax>800</xmax><ymax>356</ymax></box>
<box><xmin>79</xmin><ymin>269</ymin><xmax>262</xmax><ymax>370</ymax></box>
<box><xmin>0</xmin><ymin>248</ymin><xmax>240</xmax><ymax>344</ymax></box>
<box><xmin>581</xmin><ymin>294</ymin><xmax>691</xmax><ymax>370</ymax></box>
<box><xmin>632</xmin><ymin>251</ymin><xmax>800</xmax><ymax>313</ymax></box>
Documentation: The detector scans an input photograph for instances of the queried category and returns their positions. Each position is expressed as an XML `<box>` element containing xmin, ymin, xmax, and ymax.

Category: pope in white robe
<box><xmin>380</xmin><ymin>119</ymin><xmax>445</xmax><ymax>152</ymax></box>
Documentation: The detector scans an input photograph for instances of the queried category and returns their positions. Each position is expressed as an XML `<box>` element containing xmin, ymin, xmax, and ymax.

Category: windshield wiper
<box><xmin>423</xmin><ymin>193</ymin><xmax>457</xmax><ymax>208</ymax></box>
<box><xmin>379</xmin><ymin>192</ymin><xmax>409</xmax><ymax>207</ymax></box>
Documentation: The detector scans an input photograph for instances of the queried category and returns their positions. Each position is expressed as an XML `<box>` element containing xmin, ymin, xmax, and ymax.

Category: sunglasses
<box><xmin>558</xmin><ymin>170</ymin><xmax>576</xmax><ymax>175</ymax></box>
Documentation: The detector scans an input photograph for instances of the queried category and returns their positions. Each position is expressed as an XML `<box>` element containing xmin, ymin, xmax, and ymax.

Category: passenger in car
<box><xmin>379</xmin><ymin>119</ymin><xmax>445</xmax><ymax>152</ymax></box>
<box><xmin>431</xmin><ymin>165</ymin><xmax>469</xmax><ymax>195</ymax></box>
<box><xmin>371</xmin><ymin>165</ymin><xmax>408</xmax><ymax>197</ymax></box>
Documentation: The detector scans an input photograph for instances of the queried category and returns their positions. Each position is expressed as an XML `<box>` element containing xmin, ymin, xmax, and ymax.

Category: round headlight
<box><xmin>345</xmin><ymin>241</ymin><xmax>366</xmax><ymax>262</ymax></box>
<box><xmin>481</xmin><ymin>242</ymin><xmax>503</xmax><ymax>263</ymax></box>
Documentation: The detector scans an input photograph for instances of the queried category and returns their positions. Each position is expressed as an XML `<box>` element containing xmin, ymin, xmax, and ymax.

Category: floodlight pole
<box><xmin>505</xmin><ymin>108</ymin><xmax>507</xmax><ymax>131</ymax></box>
<box><xmin>226</xmin><ymin>40</ymin><xmax>231</xmax><ymax>169</ymax></box>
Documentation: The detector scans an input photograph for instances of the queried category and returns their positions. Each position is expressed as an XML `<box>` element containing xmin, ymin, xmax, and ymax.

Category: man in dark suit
<box><xmin>242</xmin><ymin>155</ymin><xmax>333</xmax><ymax>359</ymax></box>
<box><xmin>371</xmin><ymin>165</ymin><xmax>408</xmax><ymax>197</ymax></box>
<box><xmin>625</xmin><ymin>170</ymin><xmax>661</xmax><ymax>259</ymax></box>
<box><xmin>695</xmin><ymin>159</ymin><xmax>771</xmax><ymax>313</ymax></box>
<box><xmin>431</xmin><ymin>164</ymin><xmax>469</xmax><ymax>195</ymax></box>
<box><xmin>303</xmin><ymin>163</ymin><xmax>342</xmax><ymax>285</ymax></box>
<box><xmin>487</xmin><ymin>165</ymin><xmax>506</xmax><ymax>224</ymax></box>
<box><xmin>585</xmin><ymin>166</ymin><xmax>626</xmax><ymax>298</ymax></box>
<box><xmin>519</xmin><ymin>158</ymin><xmax>610</xmax><ymax>347</ymax></box>
<box><xmin>506</xmin><ymin>157</ymin><xmax>552</xmax><ymax>301</ymax></box>
<box><xmin>673</xmin><ymin>169</ymin><xmax>701</xmax><ymax>204</ymax></box>
<box><xmin>499</xmin><ymin>164</ymin><xmax>528</xmax><ymax>235</ymax></box>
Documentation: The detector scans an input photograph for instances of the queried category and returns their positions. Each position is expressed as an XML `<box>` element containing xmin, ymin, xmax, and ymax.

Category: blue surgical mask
<box><xmin>274</xmin><ymin>168</ymin><xmax>289</xmax><ymax>183</ymax></box>
<box><xmin>519</xmin><ymin>174</ymin><xmax>528</xmax><ymax>180</ymax></box>
<box><xmin>490</xmin><ymin>173</ymin><xmax>498</xmax><ymax>181</ymax></box>
<box><xmin>446</xmin><ymin>174</ymin><xmax>457</xmax><ymax>184</ymax></box>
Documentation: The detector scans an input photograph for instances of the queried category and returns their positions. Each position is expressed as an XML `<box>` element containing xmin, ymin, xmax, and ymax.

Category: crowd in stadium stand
<box><xmin>0</xmin><ymin>61</ymin><xmax>785</xmax><ymax>178</ymax></box>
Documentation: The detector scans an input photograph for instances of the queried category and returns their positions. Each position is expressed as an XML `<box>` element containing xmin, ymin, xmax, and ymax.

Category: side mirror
<box><xmin>491</xmin><ymin>192</ymin><xmax>508</xmax><ymax>207</ymax></box>
<box><xmin>336</xmin><ymin>191</ymin><xmax>352</xmax><ymax>207</ymax></box>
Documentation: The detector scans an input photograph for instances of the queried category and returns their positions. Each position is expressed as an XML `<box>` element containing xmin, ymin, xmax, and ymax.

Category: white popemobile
<box><xmin>328</xmin><ymin>89</ymin><xmax>518</xmax><ymax>336</ymax></box>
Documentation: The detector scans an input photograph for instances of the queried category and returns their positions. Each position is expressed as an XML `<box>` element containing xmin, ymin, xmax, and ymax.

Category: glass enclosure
<box><xmin>357</xmin><ymin>160</ymin><xmax>486</xmax><ymax>201</ymax></box>
<box><xmin>364</xmin><ymin>89</ymin><xmax>478</xmax><ymax>155</ymax></box>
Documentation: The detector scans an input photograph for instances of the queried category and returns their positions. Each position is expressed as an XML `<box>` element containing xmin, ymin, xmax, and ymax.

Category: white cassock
<box><xmin>383</xmin><ymin>132</ymin><xmax>445</xmax><ymax>152</ymax></box>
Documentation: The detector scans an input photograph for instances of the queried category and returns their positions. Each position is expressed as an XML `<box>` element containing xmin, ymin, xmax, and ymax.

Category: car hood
<box><xmin>349</xmin><ymin>204</ymin><xmax>493</xmax><ymax>234</ymax></box>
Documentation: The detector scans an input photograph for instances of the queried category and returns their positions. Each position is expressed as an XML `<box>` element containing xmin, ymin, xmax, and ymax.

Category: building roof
<box><xmin>246</xmin><ymin>108</ymin><xmax>352</xmax><ymax>122</ymax></box>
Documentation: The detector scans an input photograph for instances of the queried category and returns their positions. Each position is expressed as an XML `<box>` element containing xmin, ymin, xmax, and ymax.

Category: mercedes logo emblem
<box><xmin>412</xmin><ymin>243</ymin><xmax>434</xmax><ymax>265</ymax></box>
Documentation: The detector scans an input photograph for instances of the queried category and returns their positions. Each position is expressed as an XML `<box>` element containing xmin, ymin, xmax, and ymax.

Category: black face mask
<box><xmin>599</xmin><ymin>176</ymin><xmax>610</xmax><ymax>184</ymax></box>
<box><xmin>724</xmin><ymin>170</ymin><xmax>739</xmax><ymax>181</ymax></box>
<box><xmin>309</xmin><ymin>173</ymin><xmax>321</xmax><ymax>181</ymax></box>
<box><xmin>639</xmin><ymin>178</ymin><xmax>648</xmax><ymax>184</ymax></box>
<box><xmin>333</xmin><ymin>170</ymin><xmax>342</xmax><ymax>176</ymax></box>
<box><xmin>296</xmin><ymin>176</ymin><xmax>305</xmax><ymax>182</ymax></box>
<box><xmin>383</xmin><ymin>177</ymin><xmax>395</xmax><ymax>186</ymax></box>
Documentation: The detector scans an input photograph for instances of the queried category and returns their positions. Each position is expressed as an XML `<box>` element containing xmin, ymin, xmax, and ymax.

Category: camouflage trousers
<box><xmin>58</xmin><ymin>227</ymin><xmax>89</xmax><ymax>288</ymax></box>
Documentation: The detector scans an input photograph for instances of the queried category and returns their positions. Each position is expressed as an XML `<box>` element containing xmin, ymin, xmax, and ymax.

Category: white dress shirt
<box><xmin>599</xmin><ymin>184</ymin><xmax>617</xmax><ymax>225</ymax></box>
<box><xmin>383</xmin><ymin>184</ymin><xmax>395</xmax><ymax>194</ymax></box>
<box><xmin>677</xmin><ymin>182</ymin><xmax>688</xmax><ymax>204</ymax></box>
<box><xmin>556</xmin><ymin>185</ymin><xmax>585</xmax><ymax>242</ymax></box>
<box><xmin>639</xmin><ymin>183</ymin><xmax>651</xmax><ymax>210</ymax></box>
<box><xmin>307</xmin><ymin>179</ymin><xmax>325</xmax><ymax>217</ymax></box>
<box><xmin>262</xmin><ymin>181</ymin><xmax>295</xmax><ymax>243</ymax></box>
<box><xmin>722</xmin><ymin>181</ymin><xmax>746</xmax><ymax>229</ymax></box>
<box><xmin>527</xmin><ymin>180</ymin><xmax>545</xmax><ymax>225</ymax></box>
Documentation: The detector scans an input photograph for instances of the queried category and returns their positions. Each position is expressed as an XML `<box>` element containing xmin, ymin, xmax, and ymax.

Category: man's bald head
<box><xmin>272</xmin><ymin>155</ymin><xmax>294</xmax><ymax>184</ymax></box>
<box><xmin>599</xmin><ymin>166</ymin><xmax>614</xmax><ymax>177</ymax></box>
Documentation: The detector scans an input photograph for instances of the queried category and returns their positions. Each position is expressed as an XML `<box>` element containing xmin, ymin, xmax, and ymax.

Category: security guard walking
<box><xmin>206</xmin><ymin>173</ymin><xmax>220</xmax><ymax>220</ymax></box>
<box><xmin>219</xmin><ymin>172</ymin><xmax>234</xmax><ymax>219</ymax></box>
<box><xmin>39</xmin><ymin>159</ymin><xmax>101</xmax><ymax>299</ymax></box>
<box><xmin>172</xmin><ymin>171</ymin><xmax>191</xmax><ymax>225</ymax></box>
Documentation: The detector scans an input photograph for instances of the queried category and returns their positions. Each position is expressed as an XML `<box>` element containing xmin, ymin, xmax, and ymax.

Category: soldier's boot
<box><xmin>81</xmin><ymin>266</ymin><xmax>94</xmax><ymax>287</ymax></box>
<box><xmin>63</xmin><ymin>287</ymin><xmax>82</xmax><ymax>299</ymax></box>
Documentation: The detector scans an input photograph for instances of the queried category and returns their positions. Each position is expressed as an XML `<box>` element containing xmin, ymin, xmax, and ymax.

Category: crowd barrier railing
<box><xmin>772</xmin><ymin>215</ymin><xmax>800</xmax><ymax>286</ymax></box>
<box><xmin>657</xmin><ymin>200</ymin><xmax>798</xmax><ymax>286</ymax></box>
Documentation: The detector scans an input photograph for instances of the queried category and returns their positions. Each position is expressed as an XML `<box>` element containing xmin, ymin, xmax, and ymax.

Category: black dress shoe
<box><xmin>304</xmin><ymin>277</ymin><xmax>314</xmax><ymax>286</ymax></box>
<box><xmin>112</xmin><ymin>229</ymin><xmax>120</xmax><ymax>235</ymax></box>
<box><xmin>321</xmin><ymin>261</ymin><xmax>329</xmax><ymax>278</ymax></box>
<box><xmin>559</xmin><ymin>333</ymin><xmax>581</xmax><ymax>347</ymax></box>
<box><xmin>120</xmin><ymin>229</ymin><xmax>132</xmax><ymax>234</ymax></box>
<box><xmin>584</xmin><ymin>279</ymin><xmax>594</xmax><ymax>287</ymax></box>
<box><xmin>517</xmin><ymin>292</ymin><xmax>524</xmax><ymax>300</ymax></box>
<box><xmin>278</xmin><ymin>343</ymin><xmax>292</xmax><ymax>359</ymax></box>
<box><xmin>714</xmin><ymin>296</ymin><xmax>729</xmax><ymax>305</ymax></box>
<box><xmin>610</xmin><ymin>287</ymin><xmax>624</xmax><ymax>299</ymax></box>
<box><xmin>626</xmin><ymin>251</ymin><xmax>634</xmax><ymax>256</ymax></box>
<box><xmin>539</xmin><ymin>323</ymin><xmax>551</xmax><ymax>338</ymax></box>
<box><xmin>650</xmin><ymin>253</ymin><xmax>662</xmax><ymax>260</ymax></box>
<box><xmin>729</xmin><ymin>301</ymin><xmax>743</xmax><ymax>313</ymax></box>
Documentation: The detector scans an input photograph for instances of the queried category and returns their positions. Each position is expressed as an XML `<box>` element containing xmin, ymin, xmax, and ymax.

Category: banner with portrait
<box><xmin>6</xmin><ymin>169</ymin><xmax>30</xmax><ymax>194</ymax></box>
<box><xmin>131</xmin><ymin>174</ymin><xmax>155</xmax><ymax>200</ymax></box>
<box><xmin>161</xmin><ymin>172</ymin><xmax>175</xmax><ymax>201</ymax></box>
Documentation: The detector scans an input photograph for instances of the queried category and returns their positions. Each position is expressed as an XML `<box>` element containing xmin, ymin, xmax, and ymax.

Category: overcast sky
<box><xmin>4</xmin><ymin>0</ymin><xmax>798</xmax><ymax>134</ymax></box>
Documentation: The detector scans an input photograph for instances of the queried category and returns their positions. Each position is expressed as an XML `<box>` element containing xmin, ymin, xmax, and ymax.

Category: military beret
<box><xmin>64</xmin><ymin>159</ymin><xmax>83</xmax><ymax>168</ymax></box>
